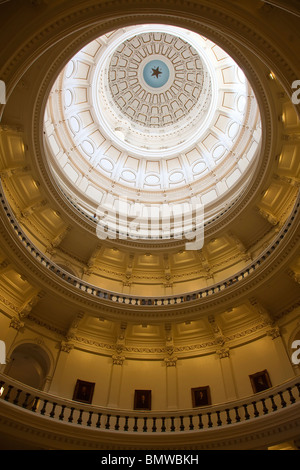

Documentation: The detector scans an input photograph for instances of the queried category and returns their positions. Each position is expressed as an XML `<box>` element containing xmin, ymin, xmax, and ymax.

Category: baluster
<box><xmin>287</xmin><ymin>387</ymin><xmax>296</xmax><ymax>404</ymax></box>
<box><xmin>216</xmin><ymin>410</ymin><xmax>222</xmax><ymax>426</ymax></box>
<box><xmin>179</xmin><ymin>416</ymin><xmax>184</xmax><ymax>431</ymax></box>
<box><xmin>13</xmin><ymin>389</ymin><xmax>22</xmax><ymax>405</ymax></box>
<box><xmin>234</xmin><ymin>406</ymin><xmax>241</xmax><ymax>422</ymax></box>
<box><xmin>50</xmin><ymin>402</ymin><xmax>57</xmax><ymax>418</ymax></box>
<box><xmin>59</xmin><ymin>405</ymin><xmax>66</xmax><ymax>421</ymax></box>
<box><xmin>4</xmin><ymin>385</ymin><xmax>13</xmax><ymax>401</ymax></box>
<box><xmin>161</xmin><ymin>417</ymin><xmax>166</xmax><ymax>432</ymax></box>
<box><xmin>243</xmin><ymin>404</ymin><xmax>250</xmax><ymax>420</ymax></box>
<box><xmin>22</xmin><ymin>393</ymin><xmax>31</xmax><ymax>408</ymax></box>
<box><xmin>96</xmin><ymin>413</ymin><xmax>102</xmax><ymax>428</ymax></box>
<box><xmin>261</xmin><ymin>398</ymin><xmax>269</xmax><ymax>415</ymax></box>
<box><xmin>225</xmin><ymin>409</ymin><xmax>232</xmax><ymax>424</ymax></box>
<box><xmin>189</xmin><ymin>415</ymin><xmax>194</xmax><ymax>430</ymax></box>
<box><xmin>252</xmin><ymin>401</ymin><xmax>259</xmax><ymax>417</ymax></box>
<box><xmin>143</xmin><ymin>417</ymin><xmax>147</xmax><ymax>432</ymax></box>
<box><xmin>68</xmin><ymin>407</ymin><xmax>75</xmax><ymax>423</ymax></box>
<box><xmin>197</xmin><ymin>413</ymin><xmax>203</xmax><ymax>429</ymax></box>
<box><xmin>269</xmin><ymin>395</ymin><xmax>277</xmax><ymax>411</ymax></box>
<box><xmin>296</xmin><ymin>383</ymin><xmax>300</xmax><ymax>397</ymax></box>
<box><xmin>207</xmin><ymin>412</ymin><xmax>213</xmax><ymax>428</ymax></box>
<box><xmin>86</xmin><ymin>411</ymin><xmax>93</xmax><ymax>427</ymax></box>
<box><xmin>31</xmin><ymin>396</ymin><xmax>40</xmax><ymax>413</ymax></box>
<box><xmin>105</xmin><ymin>414</ymin><xmax>111</xmax><ymax>429</ymax></box>
<box><xmin>40</xmin><ymin>399</ymin><xmax>48</xmax><ymax>415</ymax></box>
<box><xmin>133</xmin><ymin>417</ymin><xmax>138</xmax><ymax>432</ymax></box>
<box><xmin>278</xmin><ymin>391</ymin><xmax>287</xmax><ymax>408</ymax></box>
<box><xmin>77</xmin><ymin>409</ymin><xmax>83</xmax><ymax>425</ymax></box>
<box><xmin>114</xmin><ymin>415</ymin><xmax>120</xmax><ymax>430</ymax></box>
<box><xmin>152</xmin><ymin>417</ymin><xmax>157</xmax><ymax>432</ymax></box>
<box><xmin>170</xmin><ymin>416</ymin><xmax>175</xmax><ymax>432</ymax></box>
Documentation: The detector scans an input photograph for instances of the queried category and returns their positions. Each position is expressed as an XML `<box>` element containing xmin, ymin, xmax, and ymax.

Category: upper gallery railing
<box><xmin>0</xmin><ymin>179</ymin><xmax>299</xmax><ymax>307</ymax></box>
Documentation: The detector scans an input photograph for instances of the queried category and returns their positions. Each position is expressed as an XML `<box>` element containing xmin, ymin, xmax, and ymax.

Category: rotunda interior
<box><xmin>0</xmin><ymin>0</ymin><xmax>299</xmax><ymax>451</ymax></box>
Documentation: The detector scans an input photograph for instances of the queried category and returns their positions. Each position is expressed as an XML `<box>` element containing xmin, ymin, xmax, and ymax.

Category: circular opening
<box><xmin>44</xmin><ymin>23</ymin><xmax>262</xmax><ymax>239</ymax></box>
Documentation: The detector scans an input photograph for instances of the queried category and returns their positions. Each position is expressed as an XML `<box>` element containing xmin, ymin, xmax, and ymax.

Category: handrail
<box><xmin>0</xmin><ymin>373</ymin><xmax>299</xmax><ymax>434</ymax></box>
<box><xmin>0</xmin><ymin>178</ymin><xmax>299</xmax><ymax>308</ymax></box>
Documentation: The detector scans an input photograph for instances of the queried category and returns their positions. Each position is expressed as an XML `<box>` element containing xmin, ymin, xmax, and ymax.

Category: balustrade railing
<box><xmin>0</xmin><ymin>374</ymin><xmax>299</xmax><ymax>434</ymax></box>
<box><xmin>0</xmin><ymin>180</ymin><xmax>299</xmax><ymax>308</ymax></box>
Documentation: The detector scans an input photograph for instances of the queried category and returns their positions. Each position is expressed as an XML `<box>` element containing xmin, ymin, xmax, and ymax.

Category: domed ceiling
<box><xmin>44</xmin><ymin>24</ymin><xmax>261</xmax><ymax>246</ymax></box>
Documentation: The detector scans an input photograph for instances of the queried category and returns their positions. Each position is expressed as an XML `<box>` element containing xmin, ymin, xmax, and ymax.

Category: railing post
<box><xmin>234</xmin><ymin>406</ymin><xmax>241</xmax><ymax>422</ymax></box>
<box><xmin>287</xmin><ymin>387</ymin><xmax>296</xmax><ymax>404</ymax></box>
<box><xmin>87</xmin><ymin>411</ymin><xmax>93</xmax><ymax>427</ymax></box>
<box><xmin>278</xmin><ymin>391</ymin><xmax>287</xmax><ymax>408</ymax></box>
<box><xmin>40</xmin><ymin>399</ymin><xmax>48</xmax><ymax>416</ymax></box>
<box><xmin>68</xmin><ymin>407</ymin><xmax>75</xmax><ymax>423</ymax></box>
<box><xmin>22</xmin><ymin>392</ymin><xmax>31</xmax><ymax>408</ymax></box>
<box><xmin>105</xmin><ymin>414</ymin><xmax>111</xmax><ymax>429</ymax></box>
<box><xmin>198</xmin><ymin>413</ymin><xmax>203</xmax><ymax>429</ymax></box>
<box><xmin>252</xmin><ymin>401</ymin><xmax>259</xmax><ymax>417</ymax></box>
<box><xmin>207</xmin><ymin>412</ymin><xmax>213</xmax><ymax>428</ymax></box>
<box><xmin>143</xmin><ymin>417</ymin><xmax>147</xmax><ymax>432</ymax></box>
<box><xmin>269</xmin><ymin>395</ymin><xmax>277</xmax><ymax>412</ymax></box>
<box><xmin>4</xmin><ymin>385</ymin><xmax>13</xmax><ymax>402</ymax></box>
<box><xmin>77</xmin><ymin>409</ymin><xmax>83</xmax><ymax>425</ymax></box>
<box><xmin>261</xmin><ymin>398</ymin><xmax>268</xmax><ymax>415</ymax></box>
<box><xmin>13</xmin><ymin>389</ymin><xmax>22</xmax><ymax>405</ymax></box>
<box><xmin>179</xmin><ymin>416</ymin><xmax>184</xmax><ymax>431</ymax></box>
<box><xmin>50</xmin><ymin>402</ymin><xmax>57</xmax><ymax>418</ymax></box>
<box><xmin>225</xmin><ymin>408</ymin><xmax>232</xmax><ymax>424</ymax></box>
<box><xmin>96</xmin><ymin>412</ymin><xmax>102</xmax><ymax>428</ymax></box>
<box><xmin>31</xmin><ymin>396</ymin><xmax>40</xmax><ymax>413</ymax></box>
<box><xmin>243</xmin><ymin>404</ymin><xmax>250</xmax><ymax>420</ymax></box>
<box><xmin>114</xmin><ymin>415</ymin><xmax>120</xmax><ymax>430</ymax></box>
<box><xmin>152</xmin><ymin>417</ymin><xmax>157</xmax><ymax>432</ymax></box>
<box><xmin>59</xmin><ymin>405</ymin><xmax>66</xmax><ymax>421</ymax></box>
<box><xmin>123</xmin><ymin>416</ymin><xmax>129</xmax><ymax>431</ymax></box>
<box><xmin>170</xmin><ymin>416</ymin><xmax>175</xmax><ymax>432</ymax></box>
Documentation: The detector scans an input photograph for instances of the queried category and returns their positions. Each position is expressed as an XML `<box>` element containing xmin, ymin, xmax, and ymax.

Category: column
<box><xmin>165</xmin><ymin>356</ymin><xmax>178</xmax><ymax>409</ymax></box>
<box><xmin>216</xmin><ymin>347</ymin><xmax>237</xmax><ymax>401</ymax></box>
<box><xmin>106</xmin><ymin>353</ymin><xmax>124</xmax><ymax>408</ymax></box>
<box><xmin>49</xmin><ymin>341</ymin><xmax>74</xmax><ymax>394</ymax></box>
<box><xmin>266</xmin><ymin>326</ymin><xmax>295</xmax><ymax>378</ymax></box>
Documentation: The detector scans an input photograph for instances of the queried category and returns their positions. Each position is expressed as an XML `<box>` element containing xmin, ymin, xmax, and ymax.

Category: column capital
<box><xmin>216</xmin><ymin>347</ymin><xmax>230</xmax><ymax>359</ymax></box>
<box><xmin>112</xmin><ymin>354</ymin><xmax>125</xmax><ymax>365</ymax></box>
<box><xmin>9</xmin><ymin>317</ymin><xmax>24</xmax><ymax>331</ymax></box>
<box><xmin>164</xmin><ymin>356</ymin><xmax>177</xmax><ymax>367</ymax></box>
<box><xmin>60</xmin><ymin>341</ymin><xmax>74</xmax><ymax>353</ymax></box>
<box><xmin>266</xmin><ymin>326</ymin><xmax>281</xmax><ymax>339</ymax></box>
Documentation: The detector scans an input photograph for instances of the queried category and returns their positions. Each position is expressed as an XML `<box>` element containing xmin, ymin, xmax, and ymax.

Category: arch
<box><xmin>4</xmin><ymin>342</ymin><xmax>51</xmax><ymax>390</ymax></box>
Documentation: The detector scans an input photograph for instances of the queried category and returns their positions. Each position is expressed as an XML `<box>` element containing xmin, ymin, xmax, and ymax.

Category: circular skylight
<box><xmin>142</xmin><ymin>60</ymin><xmax>170</xmax><ymax>88</ymax></box>
<box><xmin>44</xmin><ymin>24</ymin><xmax>262</xmax><ymax>236</ymax></box>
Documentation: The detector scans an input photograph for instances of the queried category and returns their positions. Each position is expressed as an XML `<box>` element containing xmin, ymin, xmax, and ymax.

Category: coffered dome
<box><xmin>44</xmin><ymin>24</ymin><xmax>261</xmax><ymax>231</ymax></box>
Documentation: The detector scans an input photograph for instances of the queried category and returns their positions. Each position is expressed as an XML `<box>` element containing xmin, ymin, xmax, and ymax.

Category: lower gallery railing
<box><xmin>0</xmin><ymin>374</ymin><xmax>299</xmax><ymax>435</ymax></box>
